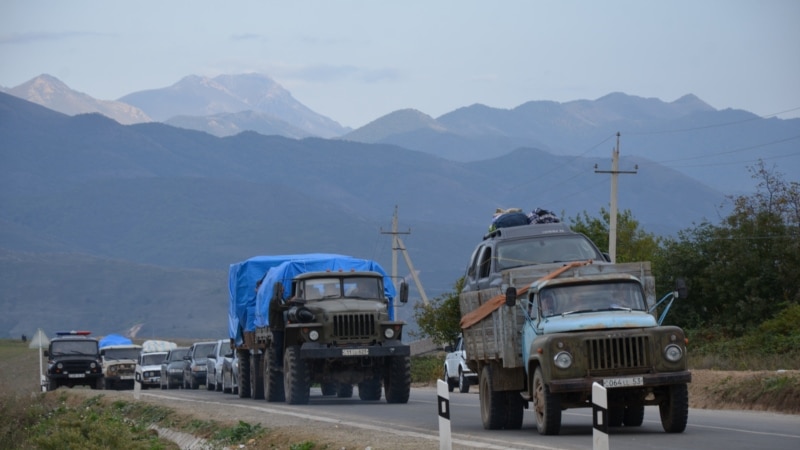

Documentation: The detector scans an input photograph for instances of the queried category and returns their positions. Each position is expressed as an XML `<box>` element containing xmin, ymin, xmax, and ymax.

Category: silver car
<box><xmin>206</xmin><ymin>339</ymin><xmax>229</xmax><ymax>392</ymax></box>
<box><xmin>221</xmin><ymin>350</ymin><xmax>238</xmax><ymax>394</ymax></box>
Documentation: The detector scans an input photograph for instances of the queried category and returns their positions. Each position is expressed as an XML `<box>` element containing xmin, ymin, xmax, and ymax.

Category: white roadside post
<box><xmin>437</xmin><ymin>379</ymin><xmax>452</xmax><ymax>450</ymax></box>
<box><xmin>28</xmin><ymin>328</ymin><xmax>50</xmax><ymax>392</ymax></box>
<box><xmin>592</xmin><ymin>381</ymin><xmax>609</xmax><ymax>450</ymax></box>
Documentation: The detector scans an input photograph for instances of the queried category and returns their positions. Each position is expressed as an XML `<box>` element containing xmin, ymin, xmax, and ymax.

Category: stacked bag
<box><xmin>489</xmin><ymin>207</ymin><xmax>560</xmax><ymax>232</ymax></box>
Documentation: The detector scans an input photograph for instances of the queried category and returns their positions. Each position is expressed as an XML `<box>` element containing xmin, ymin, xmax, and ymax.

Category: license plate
<box><xmin>603</xmin><ymin>376</ymin><xmax>643</xmax><ymax>388</ymax></box>
<box><xmin>120</xmin><ymin>376</ymin><xmax>134</xmax><ymax>380</ymax></box>
<box><xmin>68</xmin><ymin>373</ymin><xmax>86</xmax><ymax>379</ymax></box>
<box><xmin>342</xmin><ymin>348</ymin><xmax>369</xmax><ymax>356</ymax></box>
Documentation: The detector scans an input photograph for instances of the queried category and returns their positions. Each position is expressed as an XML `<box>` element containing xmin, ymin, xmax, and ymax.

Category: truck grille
<box><xmin>60</xmin><ymin>361</ymin><xmax>93</xmax><ymax>373</ymax></box>
<box><xmin>587</xmin><ymin>335</ymin><xmax>650</xmax><ymax>372</ymax></box>
<box><xmin>333</xmin><ymin>314</ymin><xmax>375</xmax><ymax>340</ymax></box>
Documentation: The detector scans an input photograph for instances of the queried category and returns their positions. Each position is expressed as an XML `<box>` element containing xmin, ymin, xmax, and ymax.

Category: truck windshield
<box><xmin>540</xmin><ymin>281</ymin><xmax>646</xmax><ymax>317</ymax></box>
<box><xmin>50</xmin><ymin>340</ymin><xmax>98</xmax><ymax>356</ymax></box>
<box><xmin>496</xmin><ymin>235</ymin><xmax>603</xmax><ymax>270</ymax></box>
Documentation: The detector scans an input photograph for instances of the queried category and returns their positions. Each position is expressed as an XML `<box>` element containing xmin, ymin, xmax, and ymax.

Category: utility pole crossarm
<box><xmin>380</xmin><ymin>206</ymin><xmax>430</xmax><ymax>312</ymax></box>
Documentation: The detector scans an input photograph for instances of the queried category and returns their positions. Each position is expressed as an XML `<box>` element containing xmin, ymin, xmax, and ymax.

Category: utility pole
<box><xmin>381</xmin><ymin>206</ymin><xmax>430</xmax><ymax>318</ymax></box>
<box><xmin>594</xmin><ymin>132</ymin><xmax>637</xmax><ymax>263</ymax></box>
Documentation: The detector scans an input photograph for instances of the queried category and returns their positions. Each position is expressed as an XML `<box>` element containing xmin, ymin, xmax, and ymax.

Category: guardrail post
<box><xmin>592</xmin><ymin>381</ymin><xmax>609</xmax><ymax>450</ymax></box>
<box><xmin>437</xmin><ymin>379</ymin><xmax>452</xmax><ymax>450</ymax></box>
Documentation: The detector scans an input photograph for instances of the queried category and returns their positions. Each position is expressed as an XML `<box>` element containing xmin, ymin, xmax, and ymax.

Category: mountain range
<box><xmin>1</xmin><ymin>73</ymin><xmax>798</xmax><ymax>340</ymax></box>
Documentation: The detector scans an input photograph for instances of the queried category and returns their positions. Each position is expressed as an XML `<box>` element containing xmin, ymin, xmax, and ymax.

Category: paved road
<box><xmin>142</xmin><ymin>384</ymin><xmax>800</xmax><ymax>450</ymax></box>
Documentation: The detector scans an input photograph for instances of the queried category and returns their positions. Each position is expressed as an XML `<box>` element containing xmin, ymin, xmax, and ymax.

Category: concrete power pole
<box><xmin>594</xmin><ymin>132</ymin><xmax>637</xmax><ymax>263</ymax></box>
<box><xmin>381</xmin><ymin>206</ymin><xmax>430</xmax><ymax>318</ymax></box>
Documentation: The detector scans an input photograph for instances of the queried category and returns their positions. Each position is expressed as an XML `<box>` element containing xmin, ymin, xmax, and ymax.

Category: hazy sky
<box><xmin>1</xmin><ymin>1</ymin><xmax>798</xmax><ymax>128</ymax></box>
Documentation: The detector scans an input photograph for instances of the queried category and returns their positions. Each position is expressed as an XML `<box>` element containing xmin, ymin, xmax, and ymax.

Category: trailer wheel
<box><xmin>238</xmin><ymin>351</ymin><xmax>251</xmax><ymax>398</ymax></box>
<box><xmin>250</xmin><ymin>352</ymin><xmax>264</xmax><ymax>399</ymax></box>
<box><xmin>264</xmin><ymin>346</ymin><xmax>285</xmax><ymax>402</ymax></box>
<box><xmin>623</xmin><ymin>404</ymin><xmax>645</xmax><ymax>427</ymax></box>
<box><xmin>659</xmin><ymin>383</ymin><xmax>688</xmax><ymax>433</ymax></box>
<box><xmin>533</xmin><ymin>366</ymin><xmax>561</xmax><ymax>435</ymax></box>
<box><xmin>384</xmin><ymin>355</ymin><xmax>411</xmax><ymax>404</ymax></box>
<box><xmin>284</xmin><ymin>345</ymin><xmax>310</xmax><ymax>404</ymax></box>
<box><xmin>358</xmin><ymin>378</ymin><xmax>382</xmax><ymax>401</ymax></box>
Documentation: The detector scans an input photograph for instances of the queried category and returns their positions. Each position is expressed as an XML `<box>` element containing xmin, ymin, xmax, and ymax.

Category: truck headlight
<box><xmin>90</xmin><ymin>362</ymin><xmax>97</xmax><ymax>369</ymax></box>
<box><xmin>384</xmin><ymin>327</ymin><xmax>395</xmax><ymax>339</ymax></box>
<box><xmin>308</xmin><ymin>330</ymin><xmax>320</xmax><ymax>341</ymax></box>
<box><xmin>664</xmin><ymin>344</ymin><xmax>683</xmax><ymax>362</ymax></box>
<box><xmin>56</xmin><ymin>363</ymin><xmax>63</xmax><ymax>370</ymax></box>
<box><xmin>554</xmin><ymin>351</ymin><xmax>573</xmax><ymax>369</ymax></box>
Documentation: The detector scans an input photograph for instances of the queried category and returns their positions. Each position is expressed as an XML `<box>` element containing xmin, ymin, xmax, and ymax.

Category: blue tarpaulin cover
<box><xmin>227</xmin><ymin>254</ymin><xmax>350</xmax><ymax>343</ymax></box>
<box><xmin>253</xmin><ymin>256</ymin><xmax>396</xmax><ymax>328</ymax></box>
<box><xmin>99</xmin><ymin>334</ymin><xmax>133</xmax><ymax>348</ymax></box>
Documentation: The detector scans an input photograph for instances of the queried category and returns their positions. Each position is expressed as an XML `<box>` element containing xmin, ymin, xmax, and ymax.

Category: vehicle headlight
<box><xmin>553</xmin><ymin>351</ymin><xmax>573</xmax><ymax>369</ymax></box>
<box><xmin>56</xmin><ymin>363</ymin><xmax>63</xmax><ymax>369</ymax></box>
<box><xmin>308</xmin><ymin>330</ymin><xmax>320</xmax><ymax>341</ymax></box>
<box><xmin>384</xmin><ymin>327</ymin><xmax>396</xmax><ymax>339</ymax></box>
<box><xmin>193</xmin><ymin>365</ymin><xmax>206</xmax><ymax>372</ymax></box>
<box><xmin>664</xmin><ymin>344</ymin><xmax>683</xmax><ymax>362</ymax></box>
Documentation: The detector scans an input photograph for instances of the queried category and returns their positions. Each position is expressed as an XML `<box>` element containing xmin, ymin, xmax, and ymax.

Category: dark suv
<box><xmin>462</xmin><ymin>223</ymin><xmax>608</xmax><ymax>292</ymax></box>
<box><xmin>45</xmin><ymin>331</ymin><xmax>103</xmax><ymax>390</ymax></box>
<box><xmin>183</xmin><ymin>341</ymin><xmax>217</xmax><ymax>389</ymax></box>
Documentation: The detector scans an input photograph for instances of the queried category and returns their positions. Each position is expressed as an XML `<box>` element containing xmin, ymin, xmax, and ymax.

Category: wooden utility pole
<box><xmin>381</xmin><ymin>206</ymin><xmax>430</xmax><ymax>317</ymax></box>
<box><xmin>594</xmin><ymin>132</ymin><xmax>637</xmax><ymax>263</ymax></box>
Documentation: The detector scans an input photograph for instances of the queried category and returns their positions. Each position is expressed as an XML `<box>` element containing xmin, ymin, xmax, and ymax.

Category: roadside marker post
<box><xmin>592</xmin><ymin>382</ymin><xmax>609</xmax><ymax>450</ymax></box>
<box><xmin>437</xmin><ymin>379</ymin><xmax>452</xmax><ymax>450</ymax></box>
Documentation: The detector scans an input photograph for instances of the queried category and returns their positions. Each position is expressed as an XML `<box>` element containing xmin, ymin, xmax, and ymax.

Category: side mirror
<box><xmin>675</xmin><ymin>278</ymin><xmax>688</xmax><ymax>299</ymax></box>
<box><xmin>398</xmin><ymin>281</ymin><xmax>409</xmax><ymax>304</ymax></box>
<box><xmin>505</xmin><ymin>286</ymin><xmax>517</xmax><ymax>307</ymax></box>
<box><xmin>44</xmin><ymin>350</ymin><xmax>49</xmax><ymax>357</ymax></box>
<box><xmin>444</xmin><ymin>345</ymin><xmax>454</xmax><ymax>352</ymax></box>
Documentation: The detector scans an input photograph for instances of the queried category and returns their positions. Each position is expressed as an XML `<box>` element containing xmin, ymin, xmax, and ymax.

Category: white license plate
<box><xmin>68</xmin><ymin>373</ymin><xmax>86</xmax><ymax>379</ymax></box>
<box><xmin>342</xmin><ymin>348</ymin><xmax>369</xmax><ymax>356</ymax></box>
<box><xmin>120</xmin><ymin>376</ymin><xmax>134</xmax><ymax>380</ymax></box>
<box><xmin>603</xmin><ymin>376</ymin><xmax>643</xmax><ymax>388</ymax></box>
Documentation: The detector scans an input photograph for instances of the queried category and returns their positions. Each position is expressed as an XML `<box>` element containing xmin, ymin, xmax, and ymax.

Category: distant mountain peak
<box><xmin>8</xmin><ymin>74</ymin><xmax>152</xmax><ymax>125</ymax></box>
<box><xmin>341</xmin><ymin>108</ymin><xmax>445</xmax><ymax>143</ymax></box>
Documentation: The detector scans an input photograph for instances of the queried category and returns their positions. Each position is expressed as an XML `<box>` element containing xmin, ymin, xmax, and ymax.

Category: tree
<box><xmin>411</xmin><ymin>277</ymin><xmax>464</xmax><ymax>347</ymax></box>
<box><xmin>569</xmin><ymin>208</ymin><xmax>662</xmax><ymax>263</ymax></box>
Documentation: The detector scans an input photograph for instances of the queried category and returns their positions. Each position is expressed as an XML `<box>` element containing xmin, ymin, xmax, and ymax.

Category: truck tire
<box><xmin>48</xmin><ymin>379</ymin><xmax>59</xmax><ymax>391</ymax></box>
<box><xmin>384</xmin><ymin>355</ymin><xmax>411</xmax><ymax>404</ymax></box>
<box><xmin>264</xmin><ymin>346</ymin><xmax>285</xmax><ymax>402</ymax></box>
<box><xmin>358</xmin><ymin>378</ymin><xmax>382</xmax><ymax>401</ymax></box>
<box><xmin>95</xmin><ymin>377</ymin><xmax>103</xmax><ymax>390</ymax></box>
<box><xmin>250</xmin><ymin>352</ymin><xmax>264</xmax><ymax>399</ymax></box>
<box><xmin>321</xmin><ymin>382</ymin><xmax>337</xmax><ymax>396</ymax></box>
<box><xmin>238</xmin><ymin>351</ymin><xmax>251</xmax><ymax>399</ymax></box>
<box><xmin>458</xmin><ymin>369</ymin><xmax>470</xmax><ymax>393</ymax></box>
<box><xmin>284</xmin><ymin>345</ymin><xmax>310</xmax><ymax>404</ymax></box>
<box><xmin>533</xmin><ymin>366</ymin><xmax>561</xmax><ymax>435</ymax></box>
<box><xmin>337</xmin><ymin>383</ymin><xmax>353</xmax><ymax>398</ymax></box>
<box><xmin>659</xmin><ymin>383</ymin><xmax>688</xmax><ymax>433</ymax></box>
<box><xmin>608</xmin><ymin>406</ymin><xmax>624</xmax><ymax>427</ymax></box>
<box><xmin>505</xmin><ymin>391</ymin><xmax>525</xmax><ymax>430</ymax></box>
<box><xmin>623</xmin><ymin>404</ymin><xmax>645</xmax><ymax>427</ymax></box>
<box><xmin>479</xmin><ymin>365</ymin><xmax>505</xmax><ymax>429</ymax></box>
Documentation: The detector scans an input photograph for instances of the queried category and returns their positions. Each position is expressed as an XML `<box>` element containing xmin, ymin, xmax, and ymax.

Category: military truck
<box><xmin>229</xmin><ymin>254</ymin><xmax>411</xmax><ymax>405</ymax></box>
<box><xmin>460</xmin><ymin>259</ymin><xmax>691</xmax><ymax>435</ymax></box>
<box><xmin>44</xmin><ymin>331</ymin><xmax>104</xmax><ymax>390</ymax></box>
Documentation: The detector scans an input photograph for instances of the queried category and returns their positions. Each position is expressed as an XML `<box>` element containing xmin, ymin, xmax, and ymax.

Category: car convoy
<box><xmin>41</xmin><ymin>208</ymin><xmax>691</xmax><ymax>435</ymax></box>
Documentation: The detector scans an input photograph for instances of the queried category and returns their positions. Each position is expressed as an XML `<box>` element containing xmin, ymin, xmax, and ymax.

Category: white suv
<box><xmin>443</xmin><ymin>334</ymin><xmax>477</xmax><ymax>393</ymax></box>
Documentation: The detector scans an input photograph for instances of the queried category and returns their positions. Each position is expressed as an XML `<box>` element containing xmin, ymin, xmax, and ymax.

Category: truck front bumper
<box><xmin>300</xmin><ymin>340</ymin><xmax>410</xmax><ymax>359</ymax></box>
<box><xmin>549</xmin><ymin>370</ymin><xmax>692</xmax><ymax>393</ymax></box>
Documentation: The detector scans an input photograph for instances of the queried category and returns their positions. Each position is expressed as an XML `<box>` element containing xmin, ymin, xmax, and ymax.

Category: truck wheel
<box><xmin>608</xmin><ymin>406</ymin><xmax>624</xmax><ymax>427</ymax></box>
<box><xmin>284</xmin><ymin>346</ymin><xmax>310</xmax><ymax>405</ymax></box>
<box><xmin>264</xmin><ymin>346</ymin><xmax>285</xmax><ymax>402</ymax></box>
<box><xmin>250</xmin><ymin>353</ymin><xmax>264</xmax><ymax>399</ymax></box>
<box><xmin>337</xmin><ymin>383</ymin><xmax>353</xmax><ymax>398</ymax></box>
<box><xmin>623</xmin><ymin>404</ymin><xmax>645</xmax><ymax>427</ymax></box>
<box><xmin>321</xmin><ymin>382</ymin><xmax>337</xmax><ymax>396</ymax></box>
<box><xmin>479</xmin><ymin>365</ymin><xmax>505</xmax><ymax>429</ymax></box>
<box><xmin>48</xmin><ymin>379</ymin><xmax>59</xmax><ymax>391</ymax></box>
<box><xmin>443</xmin><ymin>366</ymin><xmax>455</xmax><ymax>392</ymax></box>
<box><xmin>659</xmin><ymin>383</ymin><xmax>688</xmax><ymax>433</ymax></box>
<box><xmin>505</xmin><ymin>391</ymin><xmax>525</xmax><ymax>430</ymax></box>
<box><xmin>384</xmin><ymin>355</ymin><xmax>411</xmax><ymax>404</ymax></box>
<box><xmin>533</xmin><ymin>366</ymin><xmax>561</xmax><ymax>435</ymax></box>
<box><xmin>358</xmin><ymin>378</ymin><xmax>382</xmax><ymax>401</ymax></box>
<box><xmin>458</xmin><ymin>369</ymin><xmax>470</xmax><ymax>393</ymax></box>
<box><xmin>238</xmin><ymin>351</ymin><xmax>251</xmax><ymax>398</ymax></box>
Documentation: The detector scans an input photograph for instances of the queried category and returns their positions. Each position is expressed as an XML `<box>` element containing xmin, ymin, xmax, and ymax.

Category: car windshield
<box><xmin>539</xmin><ymin>281</ymin><xmax>646</xmax><ymax>317</ymax></box>
<box><xmin>496</xmin><ymin>235</ymin><xmax>603</xmax><ymax>270</ymax></box>
<box><xmin>50</xmin><ymin>340</ymin><xmax>98</xmax><ymax>356</ymax></box>
<box><xmin>168</xmin><ymin>349</ymin><xmax>189</xmax><ymax>361</ymax></box>
<box><xmin>141</xmin><ymin>353</ymin><xmax>166</xmax><ymax>365</ymax></box>
<box><xmin>103</xmin><ymin>348</ymin><xmax>141</xmax><ymax>360</ymax></box>
<box><xmin>194</xmin><ymin>343</ymin><xmax>216</xmax><ymax>358</ymax></box>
